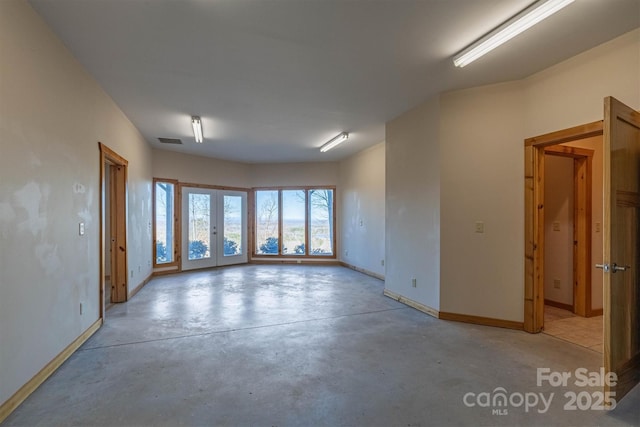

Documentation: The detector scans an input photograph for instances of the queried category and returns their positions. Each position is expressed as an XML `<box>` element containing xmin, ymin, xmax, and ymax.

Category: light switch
<box><xmin>475</xmin><ymin>221</ymin><xmax>484</xmax><ymax>233</ymax></box>
<box><xmin>79</xmin><ymin>222</ymin><xmax>85</xmax><ymax>236</ymax></box>
<box><xmin>553</xmin><ymin>221</ymin><xmax>560</xmax><ymax>231</ymax></box>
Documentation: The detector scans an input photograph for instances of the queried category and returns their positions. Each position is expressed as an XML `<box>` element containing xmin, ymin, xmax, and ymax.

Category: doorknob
<box><xmin>596</xmin><ymin>263</ymin><xmax>630</xmax><ymax>273</ymax></box>
<box><xmin>612</xmin><ymin>263</ymin><xmax>630</xmax><ymax>273</ymax></box>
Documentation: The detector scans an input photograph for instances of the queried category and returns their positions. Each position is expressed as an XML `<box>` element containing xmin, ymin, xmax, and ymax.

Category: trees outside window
<box><xmin>254</xmin><ymin>188</ymin><xmax>334</xmax><ymax>257</ymax></box>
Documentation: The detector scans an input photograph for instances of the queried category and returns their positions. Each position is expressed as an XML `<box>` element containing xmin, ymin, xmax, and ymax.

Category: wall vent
<box><xmin>158</xmin><ymin>137</ymin><xmax>182</xmax><ymax>145</ymax></box>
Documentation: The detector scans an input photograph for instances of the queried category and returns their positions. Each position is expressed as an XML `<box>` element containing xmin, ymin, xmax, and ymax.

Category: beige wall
<box><xmin>339</xmin><ymin>143</ymin><xmax>385</xmax><ymax>276</ymax></box>
<box><xmin>439</xmin><ymin>81</ymin><xmax>525</xmax><ymax>320</ymax></box>
<box><xmin>524</xmin><ymin>29</ymin><xmax>640</xmax><ymax>138</ymax></box>
<box><xmin>386</xmin><ymin>28</ymin><xmax>639</xmax><ymax>322</ymax></box>
<box><xmin>250</xmin><ymin>162</ymin><xmax>339</xmax><ymax>188</ymax></box>
<box><xmin>544</xmin><ymin>155</ymin><xmax>574</xmax><ymax>306</ymax></box>
<box><xmin>152</xmin><ymin>149</ymin><xmax>250</xmax><ymax>188</ymax></box>
<box><xmin>385</xmin><ymin>98</ymin><xmax>441</xmax><ymax>310</ymax></box>
<box><xmin>0</xmin><ymin>0</ymin><xmax>153</xmax><ymax>406</ymax></box>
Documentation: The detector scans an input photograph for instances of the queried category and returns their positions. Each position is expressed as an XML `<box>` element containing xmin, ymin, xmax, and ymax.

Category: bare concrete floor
<box><xmin>3</xmin><ymin>265</ymin><xmax>639</xmax><ymax>426</ymax></box>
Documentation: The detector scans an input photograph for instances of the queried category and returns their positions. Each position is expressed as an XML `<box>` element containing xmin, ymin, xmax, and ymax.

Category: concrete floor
<box><xmin>3</xmin><ymin>265</ymin><xmax>639</xmax><ymax>426</ymax></box>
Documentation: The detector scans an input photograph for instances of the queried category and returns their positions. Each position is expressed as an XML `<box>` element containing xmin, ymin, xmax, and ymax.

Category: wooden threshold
<box><xmin>0</xmin><ymin>318</ymin><xmax>102</xmax><ymax>423</ymax></box>
<box><xmin>544</xmin><ymin>299</ymin><xmax>574</xmax><ymax>312</ymax></box>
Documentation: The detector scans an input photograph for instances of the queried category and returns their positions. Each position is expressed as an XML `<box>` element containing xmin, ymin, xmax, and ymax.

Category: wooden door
<box><xmin>602</xmin><ymin>96</ymin><xmax>640</xmax><ymax>401</ymax></box>
<box><xmin>99</xmin><ymin>142</ymin><xmax>129</xmax><ymax>313</ymax></box>
<box><xmin>111</xmin><ymin>163</ymin><xmax>128</xmax><ymax>303</ymax></box>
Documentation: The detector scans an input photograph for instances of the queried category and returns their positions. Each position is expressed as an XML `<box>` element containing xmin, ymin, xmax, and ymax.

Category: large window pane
<box><xmin>255</xmin><ymin>190</ymin><xmax>279</xmax><ymax>254</ymax></box>
<box><xmin>282</xmin><ymin>190</ymin><xmax>306</xmax><ymax>255</ymax></box>
<box><xmin>223</xmin><ymin>195</ymin><xmax>242</xmax><ymax>256</ymax></box>
<box><xmin>155</xmin><ymin>181</ymin><xmax>174</xmax><ymax>264</ymax></box>
<box><xmin>188</xmin><ymin>193</ymin><xmax>211</xmax><ymax>260</ymax></box>
<box><xmin>309</xmin><ymin>189</ymin><xmax>334</xmax><ymax>255</ymax></box>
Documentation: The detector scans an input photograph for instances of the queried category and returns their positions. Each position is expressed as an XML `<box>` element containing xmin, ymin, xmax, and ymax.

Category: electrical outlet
<box><xmin>130</xmin><ymin>270</ymin><xmax>134</xmax><ymax>278</ymax></box>
<box><xmin>79</xmin><ymin>303</ymin><xmax>83</xmax><ymax>315</ymax></box>
<box><xmin>553</xmin><ymin>279</ymin><xmax>561</xmax><ymax>289</ymax></box>
<box><xmin>345</xmin><ymin>250</ymin><xmax>349</xmax><ymax>257</ymax></box>
<box><xmin>381</xmin><ymin>259</ymin><xmax>384</xmax><ymax>266</ymax></box>
<box><xmin>553</xmin><ymin>221</ymin><xmax>560</xmax><ymax>231</ymax></box>
<box><xmin>475</xmin><ymin>221</ymin><xmax>484</xmax><ymax>233</ymax></box>
<box><xmin>79</xmin><ymin>222</ymin><xmax>85</xmax><ymax>236</ymax></box>
<box><xmin>411</xmin><ymin>278</ymin><xmax>417</xmax><ymax>288</ymax></box>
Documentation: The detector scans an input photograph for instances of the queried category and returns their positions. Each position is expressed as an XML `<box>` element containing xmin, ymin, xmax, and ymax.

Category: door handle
<box><xmin>596</xmin><ymin>263</ymin><xmax>630</xmax><ymax>273</ymax></box>
<box><xmin>612</xmin><ymin>263</ymin><xmax>630</xmax><ymax>273</ymax></box>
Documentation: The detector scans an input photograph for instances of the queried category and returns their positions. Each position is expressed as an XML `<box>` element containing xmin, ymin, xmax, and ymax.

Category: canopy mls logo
<box><xmin>463</xmin><ymin>388</ymin><xmax>553</xmax><ymax>415</ymax></box>
<box><xmin>462</xmin><ymin>368</ymin><xmax>618</xmax><ymax>416</ymax></box>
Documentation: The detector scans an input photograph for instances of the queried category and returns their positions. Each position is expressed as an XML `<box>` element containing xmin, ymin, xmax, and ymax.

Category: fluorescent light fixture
<box><xmin>191</xmin><ymin>116</ymin><xmax>203</xmax><ymax>143</ymax></box>
<box><xmin>320</xmin><ymin>132</ymin><xmax>349</xmax><ymax>152</ymax></box>
<box><xmin>453</xmin><ymin>0</ymin><xmax>574</xmax><ymax>67</ymax></box>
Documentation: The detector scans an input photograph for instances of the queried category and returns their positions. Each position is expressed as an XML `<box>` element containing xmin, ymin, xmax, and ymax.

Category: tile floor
<box><xmin>543</xmin><ymin>305</ymin><xmax>603</xmax><ymax>353</ymax></box>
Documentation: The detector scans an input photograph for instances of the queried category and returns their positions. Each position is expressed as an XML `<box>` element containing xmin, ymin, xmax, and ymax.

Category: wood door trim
<box><xmin>523</xmin><ymin>125</ymin><xmax>602</xmax><ymax>333</ymax></box>
<box><xmin>525</xmin><ymin>121</ymin><xmax>603</xmax><ymax>147</ymax></box>
<box><xmin>99</xmin><ymin>142</ymin><xmax>129</xmax><ymax>318</ymax></box>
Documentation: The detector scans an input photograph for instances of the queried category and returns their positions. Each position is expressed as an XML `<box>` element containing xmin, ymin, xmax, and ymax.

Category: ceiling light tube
<box><xmin>320</xmin><ymin>132</ymin><xmax>349</xmax><ymax>152</ymax></box>
<box><xmin>453</xmin><ymin>0</ymin><xmax>574</xmax><ymax>68</ymax></box>
<box><xmin>191</xmin><ymin>116</ymin><xmax>203</xmax><ymax>143</ymax></box>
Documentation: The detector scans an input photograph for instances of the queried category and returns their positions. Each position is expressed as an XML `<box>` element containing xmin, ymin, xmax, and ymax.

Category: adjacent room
<box><xmin>1</xmin><ymin>0</ymin><xmax>639</xmax><ymax>425</ymax></box>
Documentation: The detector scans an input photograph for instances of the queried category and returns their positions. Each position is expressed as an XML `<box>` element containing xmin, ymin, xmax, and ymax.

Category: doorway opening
<box><xmin>523</xmin><ymin>121</ymin><xmax>604</xmax><ymax>336</ymax></box>
<box><xmin>181</xmin><ymin>186</ymin><xmax>248</xmax><ymax>271</ymax></box>
<box><xmin>541</xmin><ymin>144</ymin><xmax>603</xmax><ymax>352</ymax></box>
<box><xmin>99</xmin><ymin>143</ymin><xmax>129</xmax><ymax>319</ymax></box>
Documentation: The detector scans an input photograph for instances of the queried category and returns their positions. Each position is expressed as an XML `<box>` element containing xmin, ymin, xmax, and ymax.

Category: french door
<box><xmin>181</xmin><ymin>187</ymin><xmax>247</xmax><ymax>271</ymax></box>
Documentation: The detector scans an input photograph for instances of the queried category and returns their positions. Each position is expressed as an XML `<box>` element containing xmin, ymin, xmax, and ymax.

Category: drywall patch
<box><xmin>14</xmin><ymin>182</ymin><xmax>49</xmax><ymax>237</ymax></box>
<box><xmin>35</xmin><ymin>243</ymin><xmax>62</xmax><ymax>276</ymax></box>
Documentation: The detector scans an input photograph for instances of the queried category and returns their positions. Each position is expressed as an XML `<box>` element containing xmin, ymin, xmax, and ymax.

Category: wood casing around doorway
<box><xmin>524</xmin><ymin>121</ymin><xmax>603</xmax><ymax>333</ymax></box>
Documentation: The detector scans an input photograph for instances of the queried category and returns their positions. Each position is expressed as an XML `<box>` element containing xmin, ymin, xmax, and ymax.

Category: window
<box><xmin>254</xmin><ymin>187</ymin><xmax>335</xmax><ymax>257</ymax></box>
<box><xmin>223</xmin><ymin>195</ymin><xmax>243</xmax><ymax>256</ymax></box>
<box><xmin>282</xmin><ymin>190</ymin><xmax>306</xmax><ymax>254</ymax></box>
<box><xmin>309</xmin><ymin>189</ymin><xmax>334</xmax><ymax>255</ymax></box>
<box><xmin>154</xmin><ymin>179</ymin><xmax>177</xmax><ymax>265</ymax></box>
<box><xmin>255</xmin><ymin>190</ymin><xmax>279</xmax><ymax>255</ymax></box>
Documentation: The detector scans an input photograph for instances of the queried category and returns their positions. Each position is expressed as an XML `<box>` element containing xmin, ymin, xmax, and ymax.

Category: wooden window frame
<box><xmin>152</xmin><ymin>178</ymin><xmax>180</xmax><ymax>269</ymax></box>
<box><xmin>252</xmin><ymin>186</ymin><xmax>337</xmax><ymax>259</ymax></box>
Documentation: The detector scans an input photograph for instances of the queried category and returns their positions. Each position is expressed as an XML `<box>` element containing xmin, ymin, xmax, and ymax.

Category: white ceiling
<box><xmin>29</xmin><ymin>0</ymin><xmax>640</xmax><ymax>163</ymax></box>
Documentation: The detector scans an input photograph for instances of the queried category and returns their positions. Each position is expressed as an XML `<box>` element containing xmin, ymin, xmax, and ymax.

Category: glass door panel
<box><xmin>182</xmin><ymin>187</ymin><xmax>217</xmax><ymax>270</ymax></box>
<box><xmin>218</xmin><ymin>190</ymin><xmax>247</xmax><ymax>266</ymax></box>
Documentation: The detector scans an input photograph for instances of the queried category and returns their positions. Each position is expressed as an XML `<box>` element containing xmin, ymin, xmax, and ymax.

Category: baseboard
<box><xmin>0</xmin><ymin>318</ymin><xmax>102</xmax><ymax>423</ymax></box>
<box><xmin>340</xmin><ymin>262</ymin><xmax>385</xmax><ymax>281</ymax></box>
<box><xmin>544</xmin><ymin>299</ymin><xmax>574</xmax><ymax>312</ymax></box>
<box><xmin>128</xmin><ymin>273</ymin><xmax>153</xmax><ymax>299</ymax></box>
<box><xmin>439</xmin><ymin>311</ymin><xmax>524</xmax><ymax>331</ymax></box>
<box><xmin>589</xmin><ymin>308</ymin><xmax>603</xmax><ymax>317</ymax></box>
<box><xmin>250</xmin><ymin>259</ymin><xmax>341</xmax><ymax>265</ymax></box>
<box><xmin>383</xmin><ymin>289</ymin><xmax>439</xmax><ymax>318</ymax></box>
